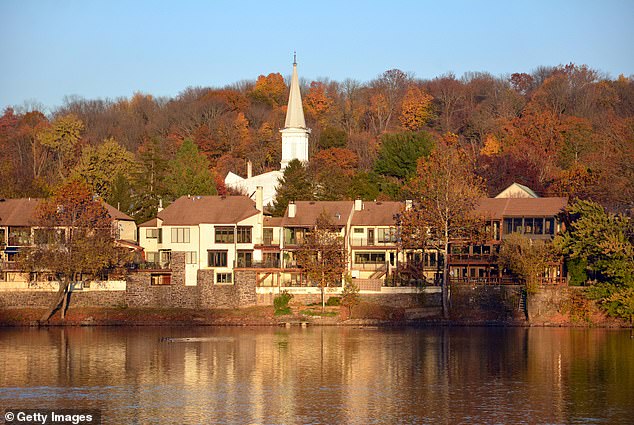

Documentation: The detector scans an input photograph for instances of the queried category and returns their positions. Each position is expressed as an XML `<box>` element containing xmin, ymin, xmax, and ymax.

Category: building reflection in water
<box><xmin>0</xmin><ymin>327</ymin><xmax>632</xmax><ymax>424</ymax></box>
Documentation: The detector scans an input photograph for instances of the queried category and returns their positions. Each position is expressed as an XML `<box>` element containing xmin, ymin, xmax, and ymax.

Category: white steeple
<box><xmin>280</xmin><ymin>54</ymin><xmax>310</xmax><ymax>170</ymax></box>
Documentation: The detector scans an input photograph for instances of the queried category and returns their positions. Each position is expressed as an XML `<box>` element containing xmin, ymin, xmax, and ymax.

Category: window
<box><xmin>263</xmin><ymin>228</ymin><xmax>274</xmax><ymax>245</ymax></box>
<box><xmin>353</xmin><ymin>228</ymin><xmax>364</xmax><ymax>234</ymax></box>
<box><xmin>524</xmin><ymin>218</ymin><xmax>534</xmax><ymax>234</ymax></box>
<box><xmin>146</xmin><ymin>228</ymin><xmax>159</xmax><ymax>239</ymax></box>
<box><xmin>263</xmin><ymin>252</ymin><xmax>280</xmax><ymax>268</ymax></box>
<box><xmin>534</xmin><ymin>218</ymin><xmax>544</xmax><ymax>235</ymax></box>
<box><xmin>208</xmin><ymin>250</ymin><xmax>228</xmax><ymax>267</ymax></box>
<box><xmin>236</xmin><ymin>250</ymin><xmax>253</xmax><ymax>268</ymax></box>
<box><xmin>34</xmin><ymin>228</ymin><xmax>65</xmax><ymax>245</ymax></box>
<box><xmin>215</xmin><ymin>226</ymin><xmax>234</xmax><ymax>243</ymax></box>
<box><xmin>354</xmin><ymin>252</ymin><xmax>386</xmax><ymax>264</ymax></box>
<box><xmin>237</xmin><ymin>226</ymin><xmax>252</xmax><ymax>243</ymax></box>
<box><xmin>377</xmin><ymin>227</ymin><xmax>397</xmax><ymax>243</ymax></box>
<box><xmin>545</xmin><ymin>218</ymin><xmax>555</xmax><ymax>235</ymax></box>
<box><xmin>146</xmin><ymin>252</ymin><xmax>159</xmax><ymax>264</ymax></box>
<box><xmin>171</xmin><ymin>228</ymin><xmax>190</xmax><ymax>243</ymax></box>
<box><xmin>504</xmin><ymin>218</ymin><xmax>513</xmax><ymax>235</ymax></box>
<box><xmin>284</xmin><ymin>228</ymin><xmax>306</xmax><ymax>245</ymax></box>
<box><xmin>216</xmin><ymin>272</ymin><xmax>232</xmax><ymax>284</ymax></box>
<box><xmin>185</xmin><ymin>251</ymin><xmax>197</xmax><ymax>264</ymax></box>
<box><xmin>151</xmin><ymin>273</ymin><xmax>171</xmax><ymax>285</ymax></box>
<box><xmin>8</xmin><ymin>227</ymin><xmax>30</xmax><ymax>246</ymax></box>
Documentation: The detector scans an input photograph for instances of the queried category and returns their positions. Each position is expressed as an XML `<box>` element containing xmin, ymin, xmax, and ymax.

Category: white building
<box><xmin>224</xmin><ymin>58</ymin><xmax>310</xmax><ymax>206</ymax></box>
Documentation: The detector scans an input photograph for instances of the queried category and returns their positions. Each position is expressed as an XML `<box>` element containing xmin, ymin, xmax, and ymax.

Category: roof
<box><xmin>284</xmin><ymin>61</ymin><xmax>306</xmax><ymax>129</ymax></box>
<box><xmin>139</xmin><ymin>218</ymin><xmax>159</xmax><ymax>228</ymax></box>
<box><xmin>0</xmin><ymin>198</ymin><xmax>40</xmax><ymax>226</ymax></box>
<box><xmin>476</xmin><ymin>197</ymin><xmax>568</xmax><ymax>219</ymax></box>
<box><xmin>157</xmin><ymin>195</ymin><xmax>259</xmax><ymax>225</ymax></box>
<box><xmin>351</xmin><ymin>201</ymin><xmax>402</xmax><ymax>226</ymax></box>
<box><xmin>101</xmin><ymin>201</ymin><xmax>134</xmax><ymax>221</ymax></box>
<box><xmin>0</xmin><ymin>198</ymin><xmax>134</xmax><ymax>226</ymax></box>
<box><xmin>264</xmin><ymin>216</ymin><xmax>284</xmax><ymax>227</ymax></box>
<box><xmin>282</xmin><ymin>201</ymin><xmax>353</xmax><ymax>227</ymax></box>
<box><xmin>495</xmin><ymin>182</ymin><xmax>539</xmax><ymax>199</ymax></box>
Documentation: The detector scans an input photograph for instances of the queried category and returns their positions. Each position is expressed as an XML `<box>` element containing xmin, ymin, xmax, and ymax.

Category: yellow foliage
<box><xmin>399</xmin><ymin>85</ymin><xmax>433</xmax><ymax>131</ymax></box>
<box><xmin>480</xmin><ymin>134</ymin><xmax>501</xmax><ymax>156</ymax></box>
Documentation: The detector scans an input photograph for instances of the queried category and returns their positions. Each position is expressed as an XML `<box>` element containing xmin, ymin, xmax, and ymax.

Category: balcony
<box><xmin>447</xmin><ymin>253</ymin><xmax>497</xmax><ymax>264</ymax></box>
<box><xmin>350</xmin><ymin>237</ymin><xmax>397</xmax><ymax>247</ymax></box>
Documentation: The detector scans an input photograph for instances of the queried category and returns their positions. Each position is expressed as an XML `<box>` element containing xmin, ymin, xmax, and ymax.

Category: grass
<box><xmin>300</xmin><ymin>309</ymin><xmax>337</xmax><ymax>317</ymax></box>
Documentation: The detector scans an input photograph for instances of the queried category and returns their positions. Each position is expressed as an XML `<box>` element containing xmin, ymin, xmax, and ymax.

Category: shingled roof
<box><xmin>156</xmin><ymin>195</ymin><xmax>260</xmax><ymax>226</ymax></box>
<box><xmin>476</xmin><ymin>197</ymin><xmax>568</xmax><ymax>220</ymax></box>
<box><xmin>282</xmin><ymin>201</ymin><xmax>354</xmax><ymax>227</ymax></box>
<box><xmin>0</xmin><ymin>198</ymin><xmax>135</xmax><ymax>227</ymax></box>
<box><xmin>350</xmin><ymin>201</ymin><xmax>402</xmax><ymax>226</ymax></box>
<box><xmin>0</xmin><ymin>198</ymin><xmax>40</xmax><ymax>226</ymax></box>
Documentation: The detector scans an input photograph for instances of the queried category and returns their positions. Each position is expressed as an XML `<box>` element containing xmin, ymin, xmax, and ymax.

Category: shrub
<box><xmin>274</xmin><ymin>291</ymin><xmax>293</xmax><ymax>316</ymax></box>
<box><xmin>326</xmin><ymin>296</ymin><xmax>341</xmax><ymax>306</ymax></box>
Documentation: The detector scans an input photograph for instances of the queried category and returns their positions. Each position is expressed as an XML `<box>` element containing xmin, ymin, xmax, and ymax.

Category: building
<box><xmin>138</xmin><ymin>191</ymin><xmax>264</xmax><ymax>286</ymax></box>
<box><xmin>0</xmin><ymin>197</ymin><xmax>137</xmax><ymax>282</ymax></box>
<box><xmin>446</xmin><ymin>189</ymin><xmax>568</xmax><ymax>284</ymax></box>
<box><xmin>224</xmin><ymin>57</ymin><xmax>310</xmax><ymax>206</ymax></box>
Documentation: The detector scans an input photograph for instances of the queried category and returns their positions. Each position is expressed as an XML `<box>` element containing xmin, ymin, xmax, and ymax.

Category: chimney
<box><xmin>354</xmin><ymin>198</ymin><xmax>363</xmax><ymax>211</ymax></box>
<box><xmin>405</xmin><ymin>200</ymin><xmax>413</xmax><ymax>211</ymax></box>
<box><xmin>255</xmin><ymin>186</ymin><xmax>263</xmax><ymax>212</ymax></box>
<box><xmin>158</xmin><ymin>198</ymin><xmax>163</xmax><ymax>213</ymax></box>
<box><xmin>288</xmin><ymin>201</ymin><xmax>296</xmax><ymax>218</ymax></box>
<box><xmin>247</xmin><ymin>160</ymin><xmax>253</xmax><ymax>179</ymax></box>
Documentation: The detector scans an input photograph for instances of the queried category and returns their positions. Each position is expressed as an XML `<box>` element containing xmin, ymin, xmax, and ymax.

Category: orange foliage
<box><xmin>312</xmin><ymin>148</ymin><xmax>359</xmax><ymax>176</ymax></box>
<box><xmin>250</xmin><ymin>73</ymin><xmax>287</xmax><ymax>107</ymax></box>
<box><xmin>304</xmin><ymin>81</ymin><xmax>334</xmax><ymax>123</ymax></box>
<box><xmin>399</xmin><ymin>85</ymin><xmax>433</xmax><ymax>131</ymax></box>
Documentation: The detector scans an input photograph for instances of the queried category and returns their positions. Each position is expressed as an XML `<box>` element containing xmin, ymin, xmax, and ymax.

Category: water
<box><xmin>0</xmin><ymin>326</ymin><xmax>632</xmax><ymax>424</ymax></box>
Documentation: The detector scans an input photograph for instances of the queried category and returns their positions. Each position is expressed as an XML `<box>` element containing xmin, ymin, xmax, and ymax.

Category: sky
<box><xmin>1</xmin><ymin>0</ymin><xmax>633</xmax><ymax>112</ymax></box>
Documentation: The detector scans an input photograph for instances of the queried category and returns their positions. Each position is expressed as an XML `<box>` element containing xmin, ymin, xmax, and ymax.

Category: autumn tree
<box><xmin>400</xmin><ymin>85</ymin><xmax>434</xmax><ymax>131</ymax></box>
<box><xmin>36</xmin><ymin>114</ymin><xmax>84</xmax><ymax>180</ymax></box>
<box><xmin>72</xmin><ymin>137</ymin><xmax>138</xmax><ymax>199</ymax></box>
<box><xmin>296</xmin><ymin>212</ymin><xmax>347</xmax><ymax>310</ymax></box>
<box><xmin>249</xmin><ymin>73</ymin><xmax>287</xmax><ymax>107</ymax></box>
<box><xmin>401</xmin><ymin>133</ymin><xmax>486</xmax><ymax>318</ymax></box>
<box><xmin>498</xmin><ymin>233</ymin><xmax>559</xmax><ymax>294</ymax></box>
<box><xmin>18</xmin><ymin>180</ymin><xmax>132</xmax><ymax>322</ymax></box>
<box><xmin>165</xmin><ymin>138</ymin><xmax>216</xmax><ymax>199</ymax></box>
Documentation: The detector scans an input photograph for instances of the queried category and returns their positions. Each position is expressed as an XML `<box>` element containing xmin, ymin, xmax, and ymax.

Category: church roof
<box><xmin>284</xmin><ymin>60</ymin><xmax>306</xmax><ymax>129</ymax></box>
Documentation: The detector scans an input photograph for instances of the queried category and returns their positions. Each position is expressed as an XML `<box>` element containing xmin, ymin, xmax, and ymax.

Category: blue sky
<box><xmin>1</xmin><ymin>0</ymin><xmax>633</xmax><ymax>111</ymax></box>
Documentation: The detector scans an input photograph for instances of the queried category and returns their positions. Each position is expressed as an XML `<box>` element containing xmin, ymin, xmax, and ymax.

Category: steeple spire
<box><xmin>284</xmin><ymin>55</ymin><xmax>306</xmax><ymax>129</ymax></box>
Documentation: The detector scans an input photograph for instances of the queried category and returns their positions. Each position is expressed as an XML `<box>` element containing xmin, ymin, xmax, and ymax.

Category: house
<box><xmin>446</xmin><ymin>189</ymin><xmax>568</xmax><ymax>284</ymax></box>
<box><xmin>0</xmin><ymin>197</ymin><xmax>138</xmax><ymax>282</ymax></box>
<box><xmin>224</xmin><ymin>57</ymin><xmax>310</xmax><ymax>206</ymax></box>
<box><xmin>138</xmin><ymin>190</ymin><xmax>264</xmax><ymax>286</ymax></box>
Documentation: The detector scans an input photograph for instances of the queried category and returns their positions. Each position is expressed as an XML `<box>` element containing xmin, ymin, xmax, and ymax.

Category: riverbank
<box><xmin>0</xmin><ymin>302</ymin><xmax>628</xmax><ymax>327</ymax></box>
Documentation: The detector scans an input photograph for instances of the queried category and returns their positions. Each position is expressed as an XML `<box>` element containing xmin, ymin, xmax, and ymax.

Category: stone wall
<box><xmin>450</xmin><ymin>284</ymin><xmax>524</xmax><ymax>320</ymax></box>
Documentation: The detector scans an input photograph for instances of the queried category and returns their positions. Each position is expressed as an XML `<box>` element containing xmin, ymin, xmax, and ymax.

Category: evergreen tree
<box><xmin>165</xmin><ymin>139</ymin><xmax>216</xmax><ymax>200</ymax></box>
<box><xmin>272</xmin><ymin>159</ymin><xmax>314</xmax><ymax>216</ymax></box>
<box><xmin>374</xmin><ymin>131</ymin><xmax>434</xmax><ymax>179</ymax></box>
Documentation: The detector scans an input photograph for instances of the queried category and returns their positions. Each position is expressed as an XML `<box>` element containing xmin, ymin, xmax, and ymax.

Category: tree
<box><xmin>401</xmin><ymin>133</ymin><xmax>486</xmax><ymax>318</ymax></box>
<box><xmin>17</xmin><ymin>180</ymin><xmax>132</xmax><ymax>322</ymax></box>
<box><xmin>400</xmin><ymin>85</ymin><xmax>434</xmax><ymax>131</ymax></box>
<box><xmin>374</xmin><ymin>131</ymin><xmax>434</xmax><ymax>179</ymax></box>
<box><xmin>36</xmin><ymin>114</ymin><xmax>84</xmax><ymax>180</ymax></box>
<box><xmin>296</xmin><ymin>212</ymin><xmax>347</xmax><ymax>310</ymax></box>
<box><xmin>340</xmin><ymin>274</ymin><xmax>360</xmax><ymax>318</ymax></box>
<box><xmin>249</xmin><ymin>73</ymin><xmax>287</xmax><ymax>107</ymax></box>
<box><xmin>72</xmin><ymin>137</ymin><xmax>138</xmax><ymax>199</ymax></box>
<box><xmin>555</xmin><ymin>200</ymin><xmax>634</xmax><ymax>323</ymax></box>
<box><xmin>272</xmin><ymin>159</ymin><xmax>314</xmax><ymax>216</ymax></box>
<box><xmin>498</xmin><ymin>233</ymin><xmax>559</xmax><ymax>294</ymax></box>
<box><xmin>165</xmin><ymin>138</ymin><xmax>216</xmax><ymax>199</ymax></box>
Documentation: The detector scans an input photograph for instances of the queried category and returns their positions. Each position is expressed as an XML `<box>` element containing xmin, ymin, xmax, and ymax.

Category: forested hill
<box><xmin>1</xmin><ymin>64</ymin><xmax>632</xmax><ymax>223</ymax></box>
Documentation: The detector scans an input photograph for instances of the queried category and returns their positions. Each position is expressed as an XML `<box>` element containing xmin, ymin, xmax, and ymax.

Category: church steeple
<box><xmin>280</xmin><ymin>55</ymin><xmax>310</xmax><ymax>170</ymax></box>
<box><xmin>284</xmin><ymin>54</ymin><xmax>306</xmax><ymax>129</ymax></box>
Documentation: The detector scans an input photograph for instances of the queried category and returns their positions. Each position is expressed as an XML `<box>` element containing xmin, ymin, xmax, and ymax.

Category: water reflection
<box><xmin>0</xmin><ymin>327</ymin><xmax>632</xmax><ymax>424</ymax></box>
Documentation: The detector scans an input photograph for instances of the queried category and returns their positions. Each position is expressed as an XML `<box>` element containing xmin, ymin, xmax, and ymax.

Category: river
<box><xmin>0</xmin><ymin>326</ymin><xmax>632</xmax><ymax>424</ymax></box>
